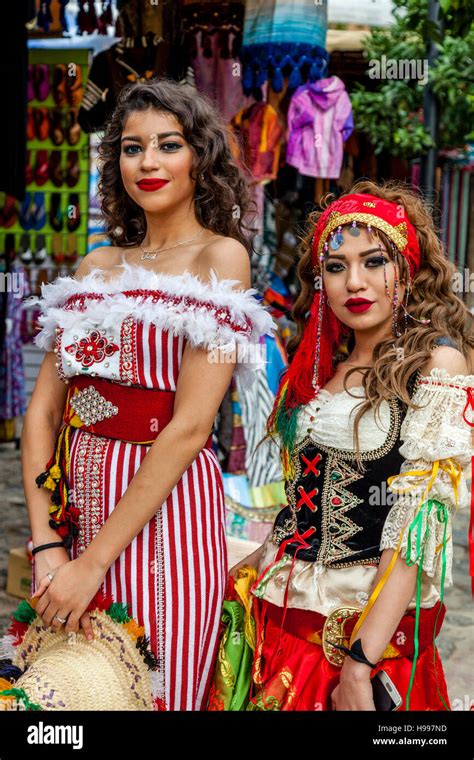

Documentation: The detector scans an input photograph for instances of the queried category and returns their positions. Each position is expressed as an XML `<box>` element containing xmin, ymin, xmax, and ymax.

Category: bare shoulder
<box><xmin>420</xmin><ymin>344</ymin><xmax>469</xmax><ymax>376</ymax></box>
<box><xmin>73</xmin><ymin>245</ymin><xmax>121</xmax><ymax>281</ymax></box>
<box><xmin>196</xmin><ymin>235</ymin><xmax>251</xmax><ymax>290</ymax></box>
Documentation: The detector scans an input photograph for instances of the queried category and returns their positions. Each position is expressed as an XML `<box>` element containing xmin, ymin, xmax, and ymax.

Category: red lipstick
<box><xmin>344</xmin><ymin>298</ymin><xmax>375</xmax><ymax>313</ymax></box>
<box><xmin>136</xmin><ymin>178</ymin><xmax>170</xmax><ymax>192</ymax></box>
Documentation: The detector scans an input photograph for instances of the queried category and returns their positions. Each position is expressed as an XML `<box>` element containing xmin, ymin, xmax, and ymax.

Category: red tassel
<box><xmin>284</xmin><ymin>292</ymin><xmax>347</xmax><ymax>410</ymax></box>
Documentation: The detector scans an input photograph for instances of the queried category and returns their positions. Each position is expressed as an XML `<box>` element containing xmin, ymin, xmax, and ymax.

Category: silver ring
<box><xmin>47</xmin><ymin>572</ymin><xmax>55</xmax><ymax>582</ymax></box>
<box><xmin>54</xmin><ymin>615</ymin><xmax>67</xmax><ymax>624</ymax></box>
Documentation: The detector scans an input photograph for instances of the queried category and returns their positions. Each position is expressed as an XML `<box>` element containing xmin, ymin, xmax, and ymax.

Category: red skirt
<box><xmin>248</xmin><ymin>597</ymin><xmax>451</xmax><ymax>711</ymax></box>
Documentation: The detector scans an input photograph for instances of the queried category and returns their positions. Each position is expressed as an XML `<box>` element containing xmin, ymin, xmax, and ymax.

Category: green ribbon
<box><xmin>404</xmin><ymin>498</ymin><xmax>450</xmax><ymax>710</ymax></box>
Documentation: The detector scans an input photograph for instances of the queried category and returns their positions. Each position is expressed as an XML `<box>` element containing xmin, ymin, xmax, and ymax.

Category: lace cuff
<box><xmin>398</xmin><ymin>367</ymin><xmax>474</xmax><ymax>464</ymax></box>
<box><xmin>380</xmin><ymin>457</ymin><xmax>462</xmax><ymax>588</ymax></box>
<box><xmin>380</xmin><ymin>368</ymin><xmax>474</xmax><ymax>589</ymax></box>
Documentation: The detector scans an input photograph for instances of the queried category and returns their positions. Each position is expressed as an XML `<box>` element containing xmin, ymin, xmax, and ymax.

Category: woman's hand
<box><xmin>331</xmin><ymin>660</ymin><xmax>376</xmax><ymax>711</ymax></box>
<box><xmin>31</xmin><ymin>555</ymin><xmax>107</xmax><ymax>640</ymax></box>
<box><xmin>33</xmin><ymin>546</ymin><xmax>71</xmax><ymax>594</ymax></box>
<box><xmin>229</xmin><ymin>544</ymin><xmax>264</xmax><ymax>578</ymax></box>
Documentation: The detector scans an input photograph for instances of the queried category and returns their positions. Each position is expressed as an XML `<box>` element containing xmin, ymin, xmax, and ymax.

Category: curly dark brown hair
<box><xmin>285</xmin><ymin>179</ymin><xmax>474</xmax><ymax>472</ymax></box>
<box><xmin>97</xmin><ymin>78</ymin><xmax>257</xmax><ymax>253</ymax></box>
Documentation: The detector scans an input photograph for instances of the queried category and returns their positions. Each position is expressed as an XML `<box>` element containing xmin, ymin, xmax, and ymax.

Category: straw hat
<box><xmin>0</xmin><ymin>592</ymin><xmax>159</xmax><ymax>711</ymax></box>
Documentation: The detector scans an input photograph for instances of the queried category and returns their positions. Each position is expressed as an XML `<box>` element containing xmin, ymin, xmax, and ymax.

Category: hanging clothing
<box><xmin>240</xmin><ymin>0</ymin><xmax>328</xmax><ymax>94</ymax></box>
<box><xmin>209</xmin><ymin>361</ymin><xmax>474</xmax><ymax>711</ymax></box>
<box><xmin>286</xmin><ymin>77</ymin><xmax>354</xmax><ymax>179</ymax></box>
<box><xmin>78</xmin><ymin>40</ymin><xmax>171</xmax><ymax>133</ymax></box>
<box><xmin>181</xmin><ymin>2</ymin><xmax>249</xmax><ymax>124</ymax></box>
<box><xmin>0</xmin><ymin>262</ymin><xmax>30</xmax><ymax>421</ymax></box>
<box><xmin>230</xmin><ymin>102</ymin><xmax>285</xmax><ymax>183</ymax></box>
<box><xmin>24</xmin><ymin>257</ymin><xmax>276</xmax><ymax>710</ymax></box>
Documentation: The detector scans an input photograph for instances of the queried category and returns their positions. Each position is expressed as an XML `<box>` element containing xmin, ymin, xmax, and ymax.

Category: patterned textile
<box><xmin>240</xmin><ymin>0</ymin><xmax>329</xmax><ymax>93</ymax></box>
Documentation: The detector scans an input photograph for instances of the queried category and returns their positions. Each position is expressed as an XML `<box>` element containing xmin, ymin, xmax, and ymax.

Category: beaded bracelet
<box><xmin>31</xmin><ymin>541</ymin><xmax>66</xmax><ymax>557</ymax></box>
<box><xmin>328</xmin><ymin>637</ymin><xmax>377</xmax><ymax>669</ymax></box>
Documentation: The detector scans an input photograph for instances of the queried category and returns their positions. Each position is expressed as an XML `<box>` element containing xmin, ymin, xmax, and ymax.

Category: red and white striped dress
<box><xmin>29</xmin><ymin>256</ymin><xmax>275</xmax><ymax>711</ymax></box>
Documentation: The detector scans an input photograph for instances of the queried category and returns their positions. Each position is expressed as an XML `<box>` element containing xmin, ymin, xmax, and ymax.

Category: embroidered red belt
<box><xmin>35</xmin><ymin>375</ymin><xmax>213</xmax><ymax>548</ymax></box>
<box><xmin>63</xmin><ymin>375</ymin><xmax>212</xmax><ymax>447</ymax></box>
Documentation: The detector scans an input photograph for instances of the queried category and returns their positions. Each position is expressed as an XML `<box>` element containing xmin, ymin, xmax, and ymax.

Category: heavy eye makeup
<box><xmin>324</xmin><ymin>255</ymin><xmax>389</xmax><ymax>273</ymax></box>
<box><xmin>121</xmin><ymin>141</ymin><xmax>184</xmax><ymax>155</ymax></box>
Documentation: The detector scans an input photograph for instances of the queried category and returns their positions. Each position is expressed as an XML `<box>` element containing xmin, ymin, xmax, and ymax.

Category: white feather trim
<box><xmin>25</xmin><ymin>258</ymin><xmax>278</xmax><ymax>388</ymax></box>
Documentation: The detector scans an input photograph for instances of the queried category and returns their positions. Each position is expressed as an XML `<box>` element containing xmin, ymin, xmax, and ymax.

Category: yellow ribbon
<box><xmin>349</xmin><ymin>457</ymin><xmax>462</xmax><ymax>646</ymax></box>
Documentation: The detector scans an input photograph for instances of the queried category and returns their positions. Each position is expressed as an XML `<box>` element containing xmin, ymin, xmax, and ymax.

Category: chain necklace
<box><xmin>139</xmin><ymin>228</ymin><xmax>205</xmax><ymax>260</ymax></box>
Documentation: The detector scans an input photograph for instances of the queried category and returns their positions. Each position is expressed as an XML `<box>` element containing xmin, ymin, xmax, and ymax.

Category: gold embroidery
<box><xmin>272</xmin><ymin>397</ymin><xmax>402</xmax><ymax>568</ymax></box>
<box><xmin>322</xmin><ymin>606</ymin><xmax>360</xmax><ymax>667</ymax></box>
<box><xmin>314</xmin><ymin>212</ymin><xmax>409</xmax><ymax>261</ymax></box>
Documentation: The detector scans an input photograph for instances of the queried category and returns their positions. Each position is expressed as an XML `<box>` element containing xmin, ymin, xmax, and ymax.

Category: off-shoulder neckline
<box><xmin>316</xmin><ymin>366</ymin><xmax>474</xmax><ymax>400</ymax></box>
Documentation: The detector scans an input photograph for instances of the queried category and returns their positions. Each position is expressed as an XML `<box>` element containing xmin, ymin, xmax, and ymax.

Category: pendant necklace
<box><xmin>139</xmin><ymin>228</ymin><xmax>205</xmax><ymax>260</ymax></box>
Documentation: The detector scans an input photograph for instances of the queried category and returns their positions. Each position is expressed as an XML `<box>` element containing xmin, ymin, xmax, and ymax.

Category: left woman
<box><xmin>5</xmin><ymin>79</ymin><xmax>275</xmax><ymax>711</ymax></box>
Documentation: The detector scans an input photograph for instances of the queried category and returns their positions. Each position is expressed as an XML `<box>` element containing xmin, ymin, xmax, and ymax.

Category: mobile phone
<box><xmin>371</xmin><ymin>670</ymin><xmax>402</xmax><ymax>711</ymax></box>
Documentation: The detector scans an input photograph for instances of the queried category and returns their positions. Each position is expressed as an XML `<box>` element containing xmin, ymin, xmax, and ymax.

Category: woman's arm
<box><xmin>22</xmin><ymin>251</ymin><xmax>100</xmax><ymax>547</ymax></box>
<box><xmin>21</xmin><ymin>351</ymin><xmax>69</xmax><ymax>546</ymax></box>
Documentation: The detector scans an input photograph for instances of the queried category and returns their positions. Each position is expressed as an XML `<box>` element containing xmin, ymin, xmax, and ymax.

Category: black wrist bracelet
<box><xmin>328</xmin><ymin>637</ymin><xmax>377</xmax><ymax>669</ymax></box>
<box><xmin>31</xmin><ymin>541</ymin><xmax>66</xmax><ymax>556</ymax></box>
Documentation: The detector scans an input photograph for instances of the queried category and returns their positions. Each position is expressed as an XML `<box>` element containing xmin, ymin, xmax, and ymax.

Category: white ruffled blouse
<box><xmin>256</xmin><ymin>367</ymin><xmax>474</xmax><ymax>615</ymax></box>
<box><xmin>26</xmin><ymin>257</ymin><xmax>277</xmax><ymax>389</ymax></box>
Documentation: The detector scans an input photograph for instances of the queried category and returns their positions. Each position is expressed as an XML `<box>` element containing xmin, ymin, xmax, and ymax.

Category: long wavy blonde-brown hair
<box><xmin>281</xmin><ymin>179</ymin><xmax>474</xmax><ymax>473</ymax></box>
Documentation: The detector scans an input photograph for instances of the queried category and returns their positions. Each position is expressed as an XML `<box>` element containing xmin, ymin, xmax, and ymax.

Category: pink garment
<box><xmin>286</xmin><ymin>76</ymin><xmax>354</xmax><ymax>179</ymax></box>
<box><xmin>192</xmin><ymin>29</ymin><xmax>252</xmax><ymax>124</ymax></box>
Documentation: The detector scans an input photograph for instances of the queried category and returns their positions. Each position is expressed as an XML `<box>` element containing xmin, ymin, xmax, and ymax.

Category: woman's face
<box><xmin>321</xmin><ymin>225</ymin><xmax>406</xmax><ymax>334</ymax></box>
<box><xmin>119</xmin><ymin>108</ymin><xmax>197</xmax><ymax>213</ymax></box>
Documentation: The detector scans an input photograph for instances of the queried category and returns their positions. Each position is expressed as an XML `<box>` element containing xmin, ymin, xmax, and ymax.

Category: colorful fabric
<box><xmin>247</xmin><ymin>597</ymin><xmax>451</xmax><ymax>711</ymax></box>
<box><xmin>23</xmin><ymin>259</ymin><xmax>275</xmax><ymax>711</ymax></box>
<box><xmin>286</xmin><ymin>77</ymin><xmax>354</xmax><ymax>179</ymax></box>
<box><xmin>240</xmin><ymin>0</ymin><xmax>329</xmax><ymax>93</ymax></box>
<box><xmin>207</xmin><ymin>567</ymin><xmax>258</xmax><ymax>711</ymax></box>
<box><xmin>230</xmin><ymin>102</ymin><xmax>285</xmax><ymax>183</ymax></box>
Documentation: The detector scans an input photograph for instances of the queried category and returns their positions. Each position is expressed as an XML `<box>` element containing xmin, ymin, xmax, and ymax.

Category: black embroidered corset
<box><xmin>271</xmin><ymin>370</ymin><xmax>421</xmax><ymax>568</ymax></box>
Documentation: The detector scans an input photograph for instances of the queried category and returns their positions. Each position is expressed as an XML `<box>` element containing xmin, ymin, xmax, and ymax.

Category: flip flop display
<box><xmin>7</xmin><ymin>52</ymin><xmax>89</xmax><ymax>271</ymax></box>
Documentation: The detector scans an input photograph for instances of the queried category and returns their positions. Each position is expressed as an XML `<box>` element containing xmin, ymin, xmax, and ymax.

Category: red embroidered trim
<box><xmin>62</xmin><ymin>289</ymin><xmax>253</xmax><ymax>336</ymax></box>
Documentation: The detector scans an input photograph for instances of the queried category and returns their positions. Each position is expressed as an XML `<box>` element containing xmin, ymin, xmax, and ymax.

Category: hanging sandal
<box><xmin>32</xmin><ymin>192</ymin><xmax>46</xmax><ymax>231</ymax></box>
<box><xmin>66</xmin><ymin>108</ymin><xmax>81</xmax><ymax>146</ymax></box>
<box><xmin>3</xmin><ymin>195</ymin><xmax>19</xmax><ymax>229</ymax></box>
<box><xmin>65</xmin><ymin>151</ymin><xmax>80</xmax><ymax>187</ymax></box>
<box><xmin>65</xmin><ymin>233</ymin><xmax>78</xmax><ymax>265</ymax></box>
<box><xmin>34</xmin><ymin>107</ymin><xmax>50</xmax><ymax>141</ymax></box>
<box><xmin>33</xmin><ymin>64</ymin><xmax>50</xmax><ymax>102</ymax></box>
<box><xmin>48</xmin><ymin>150</ymin><xmax>64</xmax><ymax>187</ymax></box>
<box><xmin>27</xmin><ymin>107</ymin><xmax>35</xmax><ymax>140</ymax></box>
<box><xmin>52</xmin><ymin>63</ymin><xmax>68</xmax><ymax>106</ymax></box>
<box><xmin>49</xmin><ymin>192</ymin><xmax>63</xmax><ymax>231</ymax></box>
<box><xmin>34</xmin><ymin>150</ymin><xmax>50</xmax><ymax>186</ymax></box>
<box><xmin>67</xmin><ymin>193</ymin><xmax>80</xmax><ymax>231</ymax></box>
<box><xmin>19</xmin><ymin>233</ymin><xmax>33</xmax><ymax>265</ymax></box>
<box><xmin>66</xmin><ymin>64</ymin><xmax>84</xmax><ymax>106</ymax></box>
<box><xmin>51</xmin><ymin>232</ymin><xmax>65</xmax><ymax>265</ymax></box>
<box><xmin>49</xmin><ymin>109</ymin><xmax>65</xmax><ymax>146</ymax></box>
<box><xmin>33</xmin><ymin>233</ymin><xmax>48</xmax><ymax>265</ymax></box>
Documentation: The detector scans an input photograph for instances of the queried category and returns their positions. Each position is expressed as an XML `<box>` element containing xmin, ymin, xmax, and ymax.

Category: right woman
<box><xmin>210</xmin><ymin>180</ymin><xmax>474</xmax><ymax>711</ymax></box>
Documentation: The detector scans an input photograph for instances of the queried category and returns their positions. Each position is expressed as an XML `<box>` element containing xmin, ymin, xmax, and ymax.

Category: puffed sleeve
<box><xmin>380</xmin><ymin>367</ymin><xmax>474</xmax><ymax>590</ymax></box>
<box><xmin>24</xmin><ymin>264</ymin><xmax>278</xmax><ymax>389</ymax></box>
